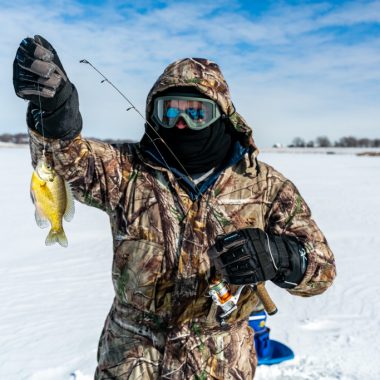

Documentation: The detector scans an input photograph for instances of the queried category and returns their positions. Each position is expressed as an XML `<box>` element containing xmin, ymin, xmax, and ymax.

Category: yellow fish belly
<box><xmin>30</xmin><ymin>169</ymin><xmax>74</xmax><ymax>247</ymax></box>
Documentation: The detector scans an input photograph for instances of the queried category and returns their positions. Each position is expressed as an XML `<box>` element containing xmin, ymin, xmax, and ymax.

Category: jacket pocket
<box><xmin>112</xmin><ymin>239</ymin><xmax>164</xmax><ymax>312</ymax></box>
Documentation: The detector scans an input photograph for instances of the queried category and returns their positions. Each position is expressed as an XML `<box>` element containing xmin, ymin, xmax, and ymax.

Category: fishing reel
<box><xmin>208</xmin><ymin>230</ymin><xmax>250</xmax><ymax>320</ymax></box>
<box><xmin>208</xmin><ymin>279</ymin><xmax>247</xmax><ymax>319</ymax></box>
<box><xmin>208</xmin><ymin>230</ymin><xmax>278</xmax><ymax>323</ymax></box>
<box><xmin>209</xmin><ymin>278</ymin><xmax>277</xmax><ymax>324</ymax></box>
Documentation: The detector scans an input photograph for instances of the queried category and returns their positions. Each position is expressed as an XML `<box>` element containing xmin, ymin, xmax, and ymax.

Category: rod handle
<box><xmin>256</xmin><ymin>282</ymin><xmax>278</xmax><ymax>315</ymax></box>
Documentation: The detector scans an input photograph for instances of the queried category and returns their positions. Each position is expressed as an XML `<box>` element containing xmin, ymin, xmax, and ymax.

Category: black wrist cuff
<box><xmin>27</xmin><ymin>84</ymin><xmax>82</xmax><ymax>140</ymax></box>
<box><xmin>271</xmin><ymin>235</ymin><xmax>307</xmax><ymax>289</ymax></box>
<box><xmin>244</xmin><ymin>229</ymin><xmax>277</xmax><ymax>281</ymax></box>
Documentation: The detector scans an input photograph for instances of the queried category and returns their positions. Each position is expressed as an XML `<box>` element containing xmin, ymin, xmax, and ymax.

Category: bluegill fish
<box><xmin>30</xmin><ymin>157</ymin><xmax>75</xmax><ymax>247</ymax></box>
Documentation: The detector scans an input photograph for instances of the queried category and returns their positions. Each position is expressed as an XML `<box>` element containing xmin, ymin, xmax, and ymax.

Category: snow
<box><xmin>1</xmin><ymin>147</ymin><xmax>380</xmax><ymax>380</ymax></box>
<box><xmin>261</xmin><ymin>147</ymin><xmax>380</xmax><ymax>155</ymax></box>
<box><xmin>0</xmin><ymin>142</ymin><xmax>24</xmax><ymax>148</ymax></box>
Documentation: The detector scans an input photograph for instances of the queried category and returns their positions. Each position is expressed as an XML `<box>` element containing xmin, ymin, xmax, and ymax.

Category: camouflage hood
<box><xmin>146</xmin><ymin>58</ymin><xmax>257</xmax><ymax>151</ymax></box>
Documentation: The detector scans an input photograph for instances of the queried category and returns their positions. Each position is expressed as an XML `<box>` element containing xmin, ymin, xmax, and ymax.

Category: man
<box><xmin>13</xmin><ymin>35</ymin><xmax>336</xmax><ymax>379</ymax></box>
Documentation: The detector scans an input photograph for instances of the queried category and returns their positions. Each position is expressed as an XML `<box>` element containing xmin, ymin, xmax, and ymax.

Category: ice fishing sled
<box><xmin>249</xmin><ymin>310</ymin><xmax>295</xmax><ymax>365</ymax></box>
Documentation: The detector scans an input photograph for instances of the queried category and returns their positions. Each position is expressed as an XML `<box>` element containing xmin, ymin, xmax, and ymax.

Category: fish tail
<box><xmin>45</xmin><ymin>228</ymin><xmax>68</xmax><ymax>248</ymax></box>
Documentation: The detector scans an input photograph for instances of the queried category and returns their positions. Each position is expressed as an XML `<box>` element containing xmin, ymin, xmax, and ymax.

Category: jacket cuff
<box><xmin>27</xmin><ymin>84</ymin><xmax>82</xmax><ymax>140</ymax></box>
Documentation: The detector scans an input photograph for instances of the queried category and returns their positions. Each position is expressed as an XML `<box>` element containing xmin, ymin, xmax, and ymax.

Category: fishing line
<box><xmin>79</xmin><ymin>59</ymin><xmax>280</xmax><ymax>316</ymax></box>
<box><xmin>79</xmin><ymin>59</ymin><xmax>234</xmax><ymax>282</ymax></box>
<box><xmin>79</xmin><ymin>60</ymin><xmax>196</xmax><ymax>186</ymax></box>
<box><xmin>79</xmin><ymin>60</ymin><xmax>277</xmax><ymax>320</ymax></box>
<box><xmin>37</xmin><ymin>83</ymin><xmax>47</xmax><ymax>158</ymax></box>
<box><xmin>79</xmin><ymin>59</ymin><xmax>225</xmax><ymax>222</ymax></box>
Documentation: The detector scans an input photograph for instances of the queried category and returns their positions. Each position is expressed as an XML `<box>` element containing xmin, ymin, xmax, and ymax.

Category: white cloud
<box><xmin>1</xmin><ymin>0</ymin><xmax>379</xmax><ymax>147</ymax></box>
<box><xmin>317</xmin><ymin>0</ymin><xmax>380</xmax><ymax>26</ymax></box>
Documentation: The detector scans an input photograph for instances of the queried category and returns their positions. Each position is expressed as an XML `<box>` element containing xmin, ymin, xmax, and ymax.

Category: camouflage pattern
<box><xmin>27</xmin><ymin>57</ymin><xmax>336</xmax><ymax>379</ymax></box>
<box><xmin>146</xmin><ymin>58</ymin><xmax>256</xmax><ymax>149</ymax></box>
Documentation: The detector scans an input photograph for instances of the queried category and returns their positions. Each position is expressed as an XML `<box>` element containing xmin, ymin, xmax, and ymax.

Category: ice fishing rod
<box><xmin>79</xmin><ymin>59</ymin><xmax>277</xmax><ymax>320</ymax></box>
<box><xmin>79</xmin><ymin>59</ymin><xmax>213</xmax><ymax>207</ymax></box>
<box><xmin>80</xmin><ymin>60</ymin><xmax>180</xmax><ymax>171</ymax></box>
<box><xmin>80</xmin><ymin>60</ymin><xmax>140</xmax><ymax>116</ymax></box>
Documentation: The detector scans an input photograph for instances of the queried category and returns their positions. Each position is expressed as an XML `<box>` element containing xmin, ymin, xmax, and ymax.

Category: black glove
<box><xmin>14</xmin><ymin>35</ymin><xmax>82</xmax><ymax>140</ymax></box>
<box><xmin>13</xmin><ymin>35</ymin><xmax>72</xmax><ymax>111</ymax></box>
<box><xmin>208</xmin><ymin>228</ymin><xmax>307</xmax><ymax>288</ymax></box>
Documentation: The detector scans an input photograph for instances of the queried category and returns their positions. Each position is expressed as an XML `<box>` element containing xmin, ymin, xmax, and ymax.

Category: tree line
<box><xmin>0</xmin><ymin>133</ymin><xmax>134</xmax><ymax>145</ymax></box>
<box><xmin>0</xmin><ymin>133</ymin><xmax>29</xmax><ymax>144</ymax></box>
<box><xmin>288</xmin><ymin>136</ymin><xmax>380</xmax><ymax>148</ymax></box>
<box><xmin>1</xmin><ymin>133</ymin><xmax>379</xmax><ymax>148</ymax></box>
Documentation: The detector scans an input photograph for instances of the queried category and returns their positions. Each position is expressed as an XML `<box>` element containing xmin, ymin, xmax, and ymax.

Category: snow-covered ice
<box><xmin>1</xmin><ymin>146</ymin><xmax>379</xmax><ymax>379</ymax></box>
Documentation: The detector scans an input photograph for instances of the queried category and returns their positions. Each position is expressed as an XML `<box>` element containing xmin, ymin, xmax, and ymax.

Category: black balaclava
<box><xmin>145</xmin><ymin>87</ymin><xmax>233</xmax><ymax>175</ymax></box>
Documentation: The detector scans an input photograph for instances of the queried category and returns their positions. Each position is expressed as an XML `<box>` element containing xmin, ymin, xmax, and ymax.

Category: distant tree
<box><xmin>102</xmin><ymin>138</ymin><xmax>135</xmax><ymax>145</ymax></box>
<box><xmin>306</xmin><ymin>140</ymin><xmax>315</xmax><ymax>148</ymax></box>
<box><xmin>337</xmin><ymin>136</ymin><xmax>358</xmax><ymax>147</ymax></box>
<box><xmin>291</xmin><ymin>137</ymin><xmax>306</xmax><ymax>147</ymax></box>
<box><xmin>0</xmin><ymin>133</ymin><xmax>13</xmax><ymax>142</ymax></box>
<box><xmin>316</xmin><ymin>136</ymin><xmax>332</xmax><ymax>147</ymax></box>
<box><xmin>358</xmin><ymin>138</ymin><xmax>371</xmax><ymax>147</ymax></box>
<box><xmin>14</xmin><ymin>133</ymin><xmax>29</xmax><ymax>144</ymax></box>
<box><xmin>373</xmin><ymin>139</ymin><xmax>380</xmax><ymax>148</ymax></box>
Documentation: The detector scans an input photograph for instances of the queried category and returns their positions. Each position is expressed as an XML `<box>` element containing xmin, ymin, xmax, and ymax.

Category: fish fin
<box><xmin>45</xmin><ymin>229</ymin><xmax>68</xmax><ymax>248</ymax></box>
<box><xmin>30</xmin><ymin>190</ymin><xmax>35</xmax><ymax>205</ymax></box>
<box><xmin>34</xmin><ymin>209</ymin><xmax>49</xmax><ymax>229</ymax></box>
<box><xmin>63</xmin><ymin>182</ymin><xmax>75</xmax><ymax>222</ymax></box>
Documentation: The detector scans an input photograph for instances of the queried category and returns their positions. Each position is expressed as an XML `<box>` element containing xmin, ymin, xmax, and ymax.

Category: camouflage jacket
<box><xmin>27</xmin><ymin>58</ymin><xmax>336</xmax><ymax>377</ymax></box>
<box><xmin>29</xmin><ymin>128</ymin><xmax>336</xmax><ymax>318</ymax></box>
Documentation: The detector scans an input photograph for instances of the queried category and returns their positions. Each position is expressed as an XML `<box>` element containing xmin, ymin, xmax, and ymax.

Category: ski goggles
<box><xmin>152</xmin><ymin>96</ymin><xmax>221</xmax><ymax>130</ymax></box>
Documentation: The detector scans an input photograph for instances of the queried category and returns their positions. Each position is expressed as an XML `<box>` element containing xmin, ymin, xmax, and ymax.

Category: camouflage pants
<box><xmin>95</xmin><ymin>312</ymin><xmax>257</xmax><ymax>380</ymax></box>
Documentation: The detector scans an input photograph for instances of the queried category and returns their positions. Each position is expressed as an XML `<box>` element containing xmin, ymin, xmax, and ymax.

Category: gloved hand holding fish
<box><xmin>13</xmin><ymin>35</ymin><xmax>76</xmax><ymax>247</ymax></box>
<box><xmin>30</xmin><ymin>156</ymin><xmax>75</xmax><ymax>247</ymax></box>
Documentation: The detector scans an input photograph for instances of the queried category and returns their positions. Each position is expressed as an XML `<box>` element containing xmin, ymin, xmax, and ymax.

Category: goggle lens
<box><xmin>153</xmin><ymin>96</ymin><xmax>220</xmax><ymax>130</ymax></box>
<box><xmin>166</xmin><ymin>107</ymin><xmax>205</xmax><ymax>121</ymax></box>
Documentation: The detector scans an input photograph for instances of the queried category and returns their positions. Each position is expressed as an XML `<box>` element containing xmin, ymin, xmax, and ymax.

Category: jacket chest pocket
<box><xmin>117</xmin><ymin>171</ymin><xmax>165</xmax><ymax>242</ymax></box>
<box><xmin>112</xmin><ymin>239</ymin><xmax>164</xmax><ymax>312</ymax></box>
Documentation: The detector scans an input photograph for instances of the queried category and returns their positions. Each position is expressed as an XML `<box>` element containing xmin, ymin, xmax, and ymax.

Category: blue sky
<box><xmin>1</xmin><ymin>0</ymin><xmax>379</xmax><ymax>147</ymax></box>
